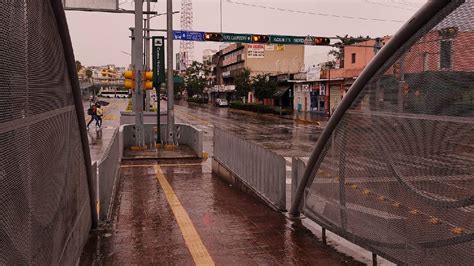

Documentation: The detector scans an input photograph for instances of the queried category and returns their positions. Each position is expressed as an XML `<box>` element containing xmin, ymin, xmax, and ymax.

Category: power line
<box><xmin>364</xmin><ymin>0</ymin><xmax>418</xmax><ymax>11</ymax></box>
<box><xmin>225</xmin><ymin>0</ymin><xmax>406</xmax><ymax>23</ymax></box>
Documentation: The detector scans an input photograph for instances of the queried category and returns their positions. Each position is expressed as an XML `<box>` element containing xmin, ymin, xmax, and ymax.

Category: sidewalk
<box><xmin>280</xmin><ymin>111</ymin><xmax>329</xmax><ymax>126</ymax></box>
<box><xmin>80</xmin><ymin>149</ymin><xmax>361</xmax><ymax>265</ymax></box>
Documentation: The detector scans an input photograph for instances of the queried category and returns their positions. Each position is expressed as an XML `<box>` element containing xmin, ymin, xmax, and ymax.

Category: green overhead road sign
<box><xmin>152</xmin><ymin>36</ymin><xmax>165</xmax><ymax>86</ymax></box>
<box><xmin>270</xmin><ymin>35</ymin><xmax>306</xmax><ymax>45</ymax></box>
<box><xmin>222</xmin><ymin>33</ymin><xmax>252</xmax><ymax>43</ymax></box>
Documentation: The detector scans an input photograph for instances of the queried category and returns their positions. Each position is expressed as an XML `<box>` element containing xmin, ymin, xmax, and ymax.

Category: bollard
<box><xmin>322</xmin><ymin>227</ymin><xmax>327</xmax><ymax>245</ymax></box>
<box><xmin>372</xmin><ymin>253</ymin><xmax>377</xmax><ymax>266</ymax></box>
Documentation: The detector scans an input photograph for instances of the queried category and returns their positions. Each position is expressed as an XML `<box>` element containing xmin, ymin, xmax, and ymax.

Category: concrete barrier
<box><xmin>120</xmin><ymin>123</ymin><xmax>203</xmax><ymax>158</ymax></box>
<box><xmin>120</xmin><ymin>111</ymin><xmax>167</xmax><ymax>125</ymax></box>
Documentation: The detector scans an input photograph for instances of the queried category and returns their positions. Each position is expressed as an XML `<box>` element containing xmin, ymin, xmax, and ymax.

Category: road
<box><xmin>173</xmin><ymin>101</ymin><xmax>325</xmax><ymax>158</ymax></box>
<box><xmin>171</xmin><ymin>101</ymin><xmax>473</xmax><ymax>264</ymax></box>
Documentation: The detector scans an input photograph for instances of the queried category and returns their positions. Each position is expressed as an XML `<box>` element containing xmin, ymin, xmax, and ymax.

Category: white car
<box><xmin>215</xmin><ymin>98</ymin><xmax>228</xmax><ymax>107</ymax></box>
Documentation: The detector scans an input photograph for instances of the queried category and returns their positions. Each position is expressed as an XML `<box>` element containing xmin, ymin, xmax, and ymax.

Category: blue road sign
<box><xmin>173</xmin><ymin>31</ymin><xmax>205</xmax><ymax>41</ymax></box>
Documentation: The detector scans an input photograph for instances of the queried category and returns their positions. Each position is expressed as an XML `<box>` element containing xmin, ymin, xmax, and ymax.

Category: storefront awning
<box><xmin>274</xmin><ymin>85</ymin><xmax>290</xmax><ymax>97</ymax></box>
<box><xmin>288</xmin><ymin>78</ymin><xmax>344</xmax><ymax>83</ymax></box>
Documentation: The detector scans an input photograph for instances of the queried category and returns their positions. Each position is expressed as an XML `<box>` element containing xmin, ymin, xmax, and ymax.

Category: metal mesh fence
<box><xmin>304</xmin><ymin>1</ymin><xmax>473</xmax><ymax>264</ymax></box>
<box><xmin>0</xmin><ymin>0</ymin><xmax>92</xmax><ymax>264</ymax></box>
<box><xmin>63</xmin><ymin>0</ymin><xmax>118</xmax><ymax>10</ymax></box>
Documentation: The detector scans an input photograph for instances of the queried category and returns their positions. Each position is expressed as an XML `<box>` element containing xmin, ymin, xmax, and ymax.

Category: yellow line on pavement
<box><xmin>154</xmin><ymin>165</ymin><xmax>215</xmax><ymax>266</ymax></box>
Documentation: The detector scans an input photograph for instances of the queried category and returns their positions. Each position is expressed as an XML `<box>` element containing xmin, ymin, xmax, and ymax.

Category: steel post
<box><xmin>166</xmin><ymin>0</ymin><xmax>175</xmax><ymax>144</ymax></box>
<box><xmin>134</xmin><ymin>0</ymin><xmax>145</xmax><ymax>147</ymax></box>
<box><xmin>145</xmin><ymin>0</ymin><xmax>151</xmax><ymax>112</ymax></box>
<box><xmin>130</xmin><ymin>28</ymin><xmax>135</xmax><ymax>111</ymax></box>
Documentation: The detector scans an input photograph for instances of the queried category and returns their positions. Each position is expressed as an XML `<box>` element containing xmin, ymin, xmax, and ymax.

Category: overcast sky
<box><xmin>65</xmin><ymin>0</ymin><xmax>427</xmax><ymax>68</ymax></box>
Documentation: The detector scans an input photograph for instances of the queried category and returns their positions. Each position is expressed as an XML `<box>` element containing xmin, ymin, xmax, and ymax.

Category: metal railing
<box><xmin>96</xmin><ymin>128</ymin><xmax>121</xmax><ymax>220</ymax></box>
<box><xmin>289</xmin><ymin>1</ymin><xmax>473</xmax><ymax>264</ymax></box>
<box><xmin>213</xmin><ymin>127</ymin><xmax>286</xmax><ymax>210</ymax></box>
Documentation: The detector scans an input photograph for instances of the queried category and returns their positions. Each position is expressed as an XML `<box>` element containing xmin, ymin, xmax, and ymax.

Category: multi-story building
<box><xmin>210</xmin><ymin>43</ymin><xmax>304</xmax><ymax>104</ymax></box>
<box><xmin>202</xmin><ymin>49</ymin><xmax>217</xmax><ymax>64</ymax></box>
<box><xmin>288</xmin><ymin>37</ymin><xmax>390</xmax><ymax>115</ymax></box>
<box><xmin>218</xmin><ymin>43</ymin><xmax>304</xmax><ymax>84</ymax></box>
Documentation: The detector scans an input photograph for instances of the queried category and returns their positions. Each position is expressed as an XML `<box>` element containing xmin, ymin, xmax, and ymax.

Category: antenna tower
<box><xmin>180</xmin><ymin>0</ymin><xmax>194</xmax><ymax>70</ymax></box>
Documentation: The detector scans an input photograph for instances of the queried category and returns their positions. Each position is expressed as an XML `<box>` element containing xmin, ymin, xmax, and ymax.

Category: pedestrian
<box><xmin>96</xmin><ymin>103</ymin><xmax>103</xmax><ymax>128</ymax></box>
<box><xmin>86</xmin><ymin>104</ymin><xmax>99</xmax><ymax>130</ymax></box>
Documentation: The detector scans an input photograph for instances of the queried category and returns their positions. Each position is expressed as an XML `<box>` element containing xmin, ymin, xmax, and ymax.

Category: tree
<box><xmin>75</xmin><ymin>60</ymin><xmax>83</xmax><ymax>72</ymax></box>
<box><xmin>234</xmin><ymin>68</ymin><xmax>252</xmax><ymax>99</ymax></box>
<box><xmin>85</xmin><ymin>69</ymin><xmax>93</xmax><ymax>80</ymax></box>
<box><xmin>183</xmin><ymin>61</ymin><xmax>212</xmax><ymax>98</ymax></box>
<box><xmin>253</xmin><ymin>74</ymin><xmax>277</xmax><ymax>101</ymax></box>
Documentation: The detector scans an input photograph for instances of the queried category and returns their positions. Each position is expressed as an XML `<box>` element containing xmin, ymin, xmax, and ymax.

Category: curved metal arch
<box><xmin>51</xmin><ymin>0</ymin><xmax>98</xmax><ymax>227</ymax></box>
<box><xmin>289</xmin><ymin>0</ymin><xmax>461</xmax><ymax>216</ymax></box>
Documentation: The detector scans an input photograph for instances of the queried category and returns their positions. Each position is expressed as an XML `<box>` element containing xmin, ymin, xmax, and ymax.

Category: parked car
<box><xmin>215</xmin><ymin>98</ymin><xmax>229</xmax><ymax>107</ymax></box>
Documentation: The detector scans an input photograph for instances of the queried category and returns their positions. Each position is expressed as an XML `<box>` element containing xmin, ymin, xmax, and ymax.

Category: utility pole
<box><xmin>145</xmin><ymin>0</ymin><xmax>151</xmax><ymax>112</ymax></box>
<box><xmin>220</xmin><ymin>0</ymin><xmax>223</xmax><ymax>33</ymax></box>
<box><xmin>130</xmin><ymin>28</ymin><xmax>136</xmax><ymax>111</ymax></box>
<box><xmin>134</xmin><ymin>0</ymin><xmax>145</xmax><ymax>147</ymax></box>
<box><xmin>166</xmin><ymin>0</ymin><xmax>175</xmax><ymax>144</ymax></box>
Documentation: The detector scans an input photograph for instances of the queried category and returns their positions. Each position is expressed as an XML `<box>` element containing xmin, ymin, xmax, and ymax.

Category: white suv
<box><xmin>215</xmin><ymin>99</ymin><xmax>229</xmax><ymax>107</ymax></box>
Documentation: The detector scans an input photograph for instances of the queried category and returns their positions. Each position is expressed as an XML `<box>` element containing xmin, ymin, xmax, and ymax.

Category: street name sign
<box><xmin>172</xmin><ymin>31</ymin><xmax>205</xmax><ymax>42</ymax></box>
<box><xmin>152</xmin><ymin>36</ymin><xmax>165</xmax><ymax>86</ymax></box>
<box><xmin>270</xmin><ymin>35</ymin><xmax>305</xmax><ymax>45</ymax></box>
<box><xmin>222</xmin><ymin>33</ymin><xmax>252</xmax><ymax>43</ymax></box>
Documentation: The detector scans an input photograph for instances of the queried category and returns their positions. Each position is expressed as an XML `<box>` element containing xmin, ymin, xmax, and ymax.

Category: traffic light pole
<box><xmin>166</xmin><ymin>0</ymin><xmax>175</xmax><ymax>145</ymax></box>
<box><xmin>134</xmin><ymin>0</ymin><xmax>145</xmax><ymax>147</ymax></box>
<box><xmin>145</xmin><ymin>0</ymin><xmax>151</xmax><ymax>112</ymax></box>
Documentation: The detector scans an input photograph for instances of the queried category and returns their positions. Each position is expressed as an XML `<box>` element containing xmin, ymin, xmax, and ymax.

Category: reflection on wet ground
<box><xmin>174</xmin><ymin>101</ymin><xmax>326</xmax><ymax>158</ymax></box>
<box><xmin>80</xmin><ymin>158</ymin><xmax>362</xmax><ymax>265</ymax></box>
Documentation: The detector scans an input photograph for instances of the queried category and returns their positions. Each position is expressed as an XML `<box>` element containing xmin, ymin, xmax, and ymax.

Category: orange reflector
<box><xmin>429</xmin><ymin>217</ymin><xmax>440</xmax><ymax>224</ymax></box>
<box><xmin>392</xmin><ymin>202</ymin><xmax>401</xmax><ymax>208</ymax></box>
<box><xmin>362</xmin><ymin>189</ymin><xmax>370</xmax><ymax>195</ymax></box>
<box><xmin>123</xmin><ymin>70</ymin><xmax>134</xmax><ymax>79</ymax></box>
<box><xmin>144</xmin><ymin>81</ymin><xmax>153</xmax><ymax>90</ymax></box>
<box><xmin>144</xmin><ymin>71</ymin><xmax>153</xmax><ymax>80</ymax></box>
<box><xmin>451</xmin><ymin>227</ymin><xmax>463</xmax><ymax>235</ymax></box>
<box><xmin>124</xmin><ymin>79</ymin><xmax>134</xmax><ymax>89</ymax></box>
<box><xmin>351</xmin><ymin>184</ymin><xmax>358</xmax><ymax>189</ymax></box>
<box><xmin>409</xmin><ymin>209</ymin><xmax>419</xmax><ymax>215</ymax></box>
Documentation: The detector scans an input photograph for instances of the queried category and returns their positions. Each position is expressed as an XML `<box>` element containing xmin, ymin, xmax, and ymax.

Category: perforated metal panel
<box><xmin>0</xmin><ymin>0</ymin><xmax>92</xmax><ymax>264</ymax></box>
<box><xmin>304</xmin><ymin>1</ymin><xmax>473</xmax><ymax>264</ymax></box>
<box><xmin>64</xmin><ymin>0</ymin><xmax>118</xmax><ymax>10</ymax></box>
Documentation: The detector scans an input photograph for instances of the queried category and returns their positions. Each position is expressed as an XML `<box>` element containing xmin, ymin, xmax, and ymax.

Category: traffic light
<box><xmin>313</xmin><ymin>37</ymin><xmax>331</xmax><ymax>46</ymax></box>
<box><xmin>144</xmin><ymin>71</ymin><xmax>153</xmax><ymax>90</ymax></box>
<box><xmin>251</xmin><ymin>34</ymin><xmax>269</xmax><ymax>44</ymax></box>
<box><xmin>123</xmin><ymin>70</ymin><xmax>153</xmax><ymax>90</ymax></box>
<box><xmin>123</xmin><ymin>70</ymin><xmax>134</xmax><ymax>90</ymax></box>
<box><xmin>204</xmin><ymin>32</ymin><xmax>223</xmax><ymax>42</ymax></box>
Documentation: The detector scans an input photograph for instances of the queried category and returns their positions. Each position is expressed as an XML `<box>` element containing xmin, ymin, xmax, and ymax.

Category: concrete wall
<box><xmin>245</xmin><ymin>44</ymin><xmax>305</xmax><ymax>75</ymax></box>
<box><xmin>120</xmin><ymin>111</ymin><xmax>167</xmax><ymax>125</ymax></box>
<box><xmin>120</xmin><ymin>123</ymin><xmax>203</xmax><ymax>158</ymax></box>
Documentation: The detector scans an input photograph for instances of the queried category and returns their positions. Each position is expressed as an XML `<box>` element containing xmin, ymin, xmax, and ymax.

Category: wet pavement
<box><xmin>80</xmin><ymin>156</ymin><xmax>362</xmax><ymax>265</ymax></box>
<box><xmin>83</xmin><ymin>98</ymin><xmax>128</xmax><ymax>162</ymax></box>
<box><xmin>174</xmin><ymin>101</ymin><xmax>325</xmax><ymax>158</ymax></box>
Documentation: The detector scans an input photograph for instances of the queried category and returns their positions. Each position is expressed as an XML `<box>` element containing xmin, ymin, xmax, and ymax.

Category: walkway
<box><xmin>80</xmin><ymin>156</ymin><xmax>361</xmax><ymax>265</ymax></box>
